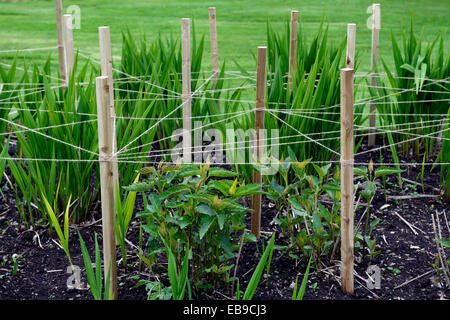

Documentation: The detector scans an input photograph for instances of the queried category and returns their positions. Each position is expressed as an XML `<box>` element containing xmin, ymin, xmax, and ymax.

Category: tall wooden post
<box><xmin>340</xmin><ymin>68</ymin><xmax>354</xmax><ymax>294</ymax></box>
<box><xmin>96</xmin><ymin>76</ymin><xmax>118</xmax><ymax>300</ymax></box>
<box><xmin>208</xmin><ymin>7</ymin><xmax>219</xmax><ymax>83</ymax></box>
<box><xmin>251</xmin><ymin>46</ymin><xmax>267</xmax><ymax>239</ymax></box>
<box><xmin>368</xmin><ymin>3</ymin><xmax>380</xmax><ymax>146</ymax></box>
<box><xmin>288</xmin><ymin>10</ymin><xmax>298</xmax><ymax>92</ymax></box>
<box><xmin>63</xmin><ymin>14</ymin><xmax>74</xmax><ymax>79</ymax></box>
<box><xmin>99</xmin><ymin>26</ymin><xmax>119</xmax><ymax>194</ymax></box>
<box><xmin>346</xmin><ymin>24</ymin><xmax>356</xmax><ymax>69</ymax></box>
<box><xmin>181</xmin><ymin>18</ymin><xmax>192</xmax><ymax>164</ymax></box>
<box><xmin>54</xmin><ymin>0</ymin><xmax>66</xmax><ymax>86</ymax></box>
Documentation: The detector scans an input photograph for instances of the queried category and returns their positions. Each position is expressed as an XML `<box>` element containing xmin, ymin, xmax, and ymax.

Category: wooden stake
<box><xmin>54</xmin><ymin>0</ymin><xmax>66</xmax><ymax>86</ymax></box>
<box><xmin>346</xmin><ymin>24</ymin><xmax>356</xmax><ymax>69</ymax></box>
<box><xmin>96</xmin><ymin>76</ymin><xmax>118</xmax><ymax>300</ymax></box>
<box><xmin>63</xmin><ymin>14</ymin><xmax>78</xmax><ymax>111</ymax></box>
<box><xmin>251</xmin><ymin>46</ymin><xmax>267</xmax><ymax>239</ymax></box>
<box><xmin>340</xmin><ymin>68</ymin><xmax>354</xmax><ymax>294</ymax></box>
<box><xmin>63</xmin><ymin>14</ymin><xmax>74</xmax><ymax>79</ymax></box>
<box><xmin>182</xmin><ymin>18</ymin><xmax>192</xmax><ymax>163</ymax></box>
<box><xmin>288</xmin><ymin>10</ymin><xmax>298</xmax><ymax>92</ymax></box>
<box><xmin>208</xmin><ymin>7</ymin><xmax>219</xmax><ymax>82</ymax></box>
<box><xmin>99</xmin><ymin>26</ymin><xmax>119</xmax><ymax>193</ymax></box>
<box><xmin>368</xmin><ymin>3</ymin><xmax>380</xmax><ymax>146</ymax></box>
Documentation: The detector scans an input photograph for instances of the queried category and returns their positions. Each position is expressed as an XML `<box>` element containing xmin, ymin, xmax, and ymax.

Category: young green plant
<box><xmin>165</xmin><ymin>240</ymin><xmax>191</xmax><ymax>300</ymax></box>
<box><xmin>42</xmin><ymin>193</ymin><xmax>74</xmax><ymax>273</ymax></box>
<box><xmin>114</xmin><ymin>173</ymin><xmax>140</xmax><ymax>271</ymax></box>
<box><xmin>78</xmin><ymin>232</ymin><xmax>112</xmax><ymax>300</ymax></box>
<box><xmin>292</xmin><ymin>254</ymin><xmax>312</xmax><ymax>300</ymax></box>
<box><xmin>236</xmin><ymin>233</ymin><xmax>276</xmax><ymax>300</ymax></box>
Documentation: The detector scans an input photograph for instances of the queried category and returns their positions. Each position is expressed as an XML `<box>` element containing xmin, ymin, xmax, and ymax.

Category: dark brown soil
<box><xmin>0</xmin><ymin>139</ymin><xmax>449</xmax><ymax>300</ymax></box>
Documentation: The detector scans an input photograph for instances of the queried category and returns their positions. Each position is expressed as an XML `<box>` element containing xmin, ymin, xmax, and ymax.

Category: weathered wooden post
<box><xmin>368</xmin><ymin>3</ymin><xmax>380</xmax><ymax>146</ymax></box>
<box><xmin>251</xmin><ymin>46</ymin><xmax>267</xmax><ymax>238</ymax></box>
<box><xmin>63</xmin><ymin>14</ymin><xmax>74</xmax><ymax>79</ymax></box>
<box><xmin>181</xmin><ymin>18</ymin><xmax>192</xmax><ymax>163</ymax></box>
<box><xmin>96</xmin><ymin>75</ymin><xmax>118</xmax><ymax>300</ymax></box>
<box><xmin>288</xmin><ymin>10</ymin><xmax>298</xmax><ymax>92</ymax></box>
<box><xmin>54</xmin><ymin>0</ymin><xmax>67</xmax><ymax>86</ymax></box>
<box><xmin>208</xmin><ymin>7</ymin><xmax>220</xmax><ymax>85</ymax></box>
<box><xmin>346</xmin><ymin>24</ymin><xmax>356</xmax><ymax>69</ymax></box>
<box><xmin>99</xmin><ymin>26</ymin><xmax>119</xmax><ymax>194</ymax></box>
<box><xmin>340</xmin><ymin>68</ymin><xmax>354</xmax><ymax>294</ymax></box>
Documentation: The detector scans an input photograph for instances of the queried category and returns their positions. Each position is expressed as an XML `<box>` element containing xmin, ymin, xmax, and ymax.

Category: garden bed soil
<box><xmin>0</xmin><ymin>140</ymin><xmax>449</xmax><ymax>300</ymax></box>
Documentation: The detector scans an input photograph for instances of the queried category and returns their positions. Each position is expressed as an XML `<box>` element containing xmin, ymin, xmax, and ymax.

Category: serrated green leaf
<box><xmin>197</xmin><ymin>203</ymin><xmax>216</xmax><ymax>216</ymax></box>
<box><xmin>354</xmin><ymin>166</ymin><xmax>368</xmax><ymax>178</ymax></box>
<box><xmin>208</xmin><ymin>167</ymin><xmax>238</xmax><ymax>178</ymax></box>
<box><xmin>185</xmin><ymin>193</ymin><xmax>214</xmax><ymax>204</ymax></box>
<box><xmin>149</xmin><ymin>193</ymin><xmax>162</xmax><ymax>213</ymax></box>
<box><xmin>199</xmin><ymin>215</ymin><xmax>213</xmax><ymax>240</ymax></box>
<box><xmin>217</xmin><ymin>213</ymin><xmax>225</xmax><ymax>230</ymax></box>
<box><xmin>312</xmin><ymin>211</ymin><xmax>323</xmax><ymax>234</ymax></box>
<box><xmin>218</xmin><ymin>232</ymin><xmax>233</xmax><ymax>256</ymax></box>
<box><xmin>178</xmin><ymin>167</ymin><xmax>201</xmax><ymax>179</ymax></box>
<box><xmin>374</xmin><ymin>167</ymin><xmax>404</xmax><ymax>180</ymax></box>
<box><xmin>322</xmin><ymin>183</ymin><xmax>341</xmax><ymax>192</ymax></box>
<box><xmin>123</xmin><ymin>179</ymin><xmax>156</xmax><ymax>192</ymax></box>
<box><xmin>159</xmin><ymin>185</ymin><xmax>190</xmax><ymax>200</ymax></box>
<box><xmin>234</xmin><ymin>183</ymin><xmax>265</xmax><ymax>197</ymax></box>
<box><xmin>207</xmin><ymin>180</ymin><xmax>231</xmax><ymax>196</ymax></box>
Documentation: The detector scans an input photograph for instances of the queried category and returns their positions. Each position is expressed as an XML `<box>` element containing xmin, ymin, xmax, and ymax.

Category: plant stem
<box><xmin>364</xmin><ymin>198</ymin><xmax>371</xmax><ymax>237</ymax></box>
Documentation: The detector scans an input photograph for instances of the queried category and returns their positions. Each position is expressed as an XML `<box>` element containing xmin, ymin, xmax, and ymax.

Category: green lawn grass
<box><xmin>0</xmin><ymin>0</ymin><xmax>448</xmax><ymax>74</ymax></box>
